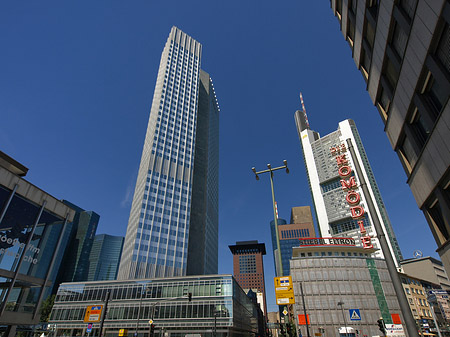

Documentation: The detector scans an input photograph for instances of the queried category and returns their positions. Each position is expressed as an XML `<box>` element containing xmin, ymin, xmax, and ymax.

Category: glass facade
<box><xmin>0</xmin><ymin>161</ymin><xmax>75</xmax><ymax>332</ymax></box>
<box><xmin>50</xmin><ymin>275</ymin><xmax>258</xmax><ymax>337</ymax></box>
<box><xmin>118</xmin><ymin>26</ymin><xmax>219</xmax><ymax>280</ymax></box>
<box><xmin>87</xmin><ymin>234</ymin><xmax>124</xmax><ymax>281</ymax></box>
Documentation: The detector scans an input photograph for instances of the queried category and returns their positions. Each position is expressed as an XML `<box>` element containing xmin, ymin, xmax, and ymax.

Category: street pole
<box><xmin>99</xmin><ymin>291</ymin><xmax>110</xmax><ymax>337</ymax></box>
<box><xmin>252</xmin><ymin>161</ymin><xmax>289</xmax><ymax>277</ymax></box>
<box><xmin>135</xmin><ymin>285</ymin><xmax>146</xmax><ymax>337</ymax></box>
<box><xmin>337</xmin><ymin>301</ymin><xmax>349</xmax><ymax>337</ymax></box>
<box><xmin>300</xmin><ymin>282</ymin><xmax>311</xmax><ymax>337</ymax></box>
<box><xmin>346</xmin><ymin>138</ymin><xmax>419</xmax><ymax>337</ymax></box>
<box><xmin>214</xmin><ymin>312</ymin><xmax>217</xmax><ymax>337</ymax></box>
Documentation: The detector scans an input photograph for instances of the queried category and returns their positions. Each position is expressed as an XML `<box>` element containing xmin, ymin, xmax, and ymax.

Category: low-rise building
<box><xmin>49</xmin><ymin>274</ymin><xmax>260</xmax><ymax>337</ymax></box>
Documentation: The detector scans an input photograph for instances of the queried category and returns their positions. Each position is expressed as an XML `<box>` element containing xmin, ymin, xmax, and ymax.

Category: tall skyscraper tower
<box><xmin>295</xmin><ymin>111</ymin><xmax>403</xmax><ymax>266</ymax></box>
<box><xmin>118</xmin><ymin>27</ymin><xmax>219</xmax><ymax>279</ymax></box>
<box><xmin>229</xmin><ymin>241</ymin><xmax>267</xmax><ymax>315</ymax></box>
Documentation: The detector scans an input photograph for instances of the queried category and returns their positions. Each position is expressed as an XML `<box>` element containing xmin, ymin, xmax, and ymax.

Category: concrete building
<box><xmin>49</xmin><ymin>275</ymin><xmax>260</xmax><ymax>337</ymax></box>
<box><xmin>229</xmin><ymin>240</ymin><xmax>267</xmax><ymax>316</ymax></box>
<box><xmin>269</xmin><ymin>207</ymin><xmax>316</xmax><ymax>276</ymax></box>
<box><xmin>289</xmin><ymin>242</ymin><xmax>403</xmax><ymax>337</ymax></box>
<box><xmin>0</xmin><ymin>151</ymin><xmax>76</xmax><ymax>336</ymax></box>
<box><xmin>295</xmin><ymin>117</ymin><xmax>403</xmax><ymax>265</ymax></box>
<box><xmin>329</xmin><ymin>0</ymin><xmax>450</xmax><ymax>273</ymax></box>
<box><xmin>118</xmin><ymin>26</ymin><xmax>220</xmax><ymax>280</ymax></box>
<box><xmin>87</xmin><ymin>234</ymin><xmax>124</xmax><ymax>281</ymax></box>
<box><xmin>401</xmin><ymin>256</ymin><xmax>450</xmax><ymax>290</ymax></box>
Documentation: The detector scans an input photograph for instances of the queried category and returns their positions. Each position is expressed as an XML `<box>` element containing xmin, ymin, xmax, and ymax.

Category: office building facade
<box><xmin>229</xmin><ymin>241</ymin><xmax>267</xmax><ymax>315</ymax></box>
<box><xmin>329</xmin><ymin>0</ymin><xmax>450</xmax><ymax>272</ymax></box>
<box><xmin>290</xmin><ymin>243</ymin><xmax>403</xmax><ymax>337</ymax></box>
<box><xmin>118</xmin><ymin>26</ymin><xmax>220</xmax><ymax>279</ymax></box>
<box><xmin>0</xmin><ymin>151</ymin><xmax>75</xmax><ymax>336</ymax></box>
<box><xmin>401</xmin><ymin>256</ymin><xmax>450</xmax><ymax>290</ymax></box>
<box><xmin>49</xmin><ymin>275</ymin><xmax>259</xmax><ymax>337</ymax></box>
<box><xmin>295</xmin><ymin>117</ymin><xmax>403</xmax><ymax>265</ymax></box>
<box><xmin>58</xmin><ymin>200</ymin><xmax>99</xmax><ymax>283</ymax></box>
<box><xmin>269</xmin><ymin>207</ymin><xmax>316</xmax><ymax>276</ymax></box>
<box><xmin>87</xmin><ymin>234</ymin><xmax>124</xmax><ymax>281</ymax></box>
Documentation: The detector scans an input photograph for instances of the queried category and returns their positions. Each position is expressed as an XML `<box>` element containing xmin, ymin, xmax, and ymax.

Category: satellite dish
<box><xmin>413</xmin><ymin>250</ymin><xmax>423</xmax><ymax>258</ymax></box>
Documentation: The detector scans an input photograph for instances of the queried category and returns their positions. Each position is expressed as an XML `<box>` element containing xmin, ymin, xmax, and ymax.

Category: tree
<box><xmin>40</xmin><ymin>294</ymin><xmax>56</xmax><ymax>322</ymax></box>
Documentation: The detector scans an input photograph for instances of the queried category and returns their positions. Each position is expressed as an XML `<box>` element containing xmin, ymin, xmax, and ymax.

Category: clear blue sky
<box><xmin>0</xmin><ymin>1</ymin><xmax>439</xmax><ymax>312</ymax></box>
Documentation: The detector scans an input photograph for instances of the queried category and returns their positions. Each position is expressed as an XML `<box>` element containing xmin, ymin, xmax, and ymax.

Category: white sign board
<box><xmin>385</xmin><ymin>324</ymin><xmax>405</xmax><ymax>337</ymax></box>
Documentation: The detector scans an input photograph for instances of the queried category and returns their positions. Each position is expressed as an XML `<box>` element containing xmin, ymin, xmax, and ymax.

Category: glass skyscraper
<box><xmin>118</xmin><ymin>27</ymin><xmax>219</xmax><ymax>279</ymax></box>
<box><xmin>295</xmin><ymin>112</ymin><xmax>403</xmax><ymax>266</ymax></box>
<box><xmin>88</xmin><ymin>234</ymin><xmax>124</xmax><ymax>281</ymax></box>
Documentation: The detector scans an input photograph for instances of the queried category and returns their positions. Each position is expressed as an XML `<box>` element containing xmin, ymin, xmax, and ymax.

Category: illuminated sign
<box><xmin>298</xmin><ymin>237</ymin><xmax>355</xmax><ymax>246</ymax></box>
<box><xmin>330</xmin><ymin>144</ymin><xmax>373</xmax><ymax>249</ymax></box>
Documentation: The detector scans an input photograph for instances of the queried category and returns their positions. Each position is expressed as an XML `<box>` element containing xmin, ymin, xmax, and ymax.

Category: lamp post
<box><xmin>135</xmin><ymin>285</ymin><xmax>146</xmax><ymax>337</ymax></box>
<box><xmin>337</xmin><ymin>301</ymin><xmax>349</xmax><ymax>337</ymax></box>
<box><xmin>251</xmin><ymin>160</ymin><xmax>289</xmax><ymax>277</ymax></box>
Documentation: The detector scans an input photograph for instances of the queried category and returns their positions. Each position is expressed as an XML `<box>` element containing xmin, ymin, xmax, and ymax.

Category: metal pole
<box><xmin>136</xmin><ymin>286</ymin><xmax>145</xmax><ymax>337</ymax></box>
<box><xmin>99</xmin><ymin>290</ymin><xmax>110</xmax><ymax>337</ymax></box>
<box><xmin>346</xmin><ymin>138</ymin><xmax>419</xmax><ymax>337</ymax></box>
<box><xmin>300</xmin><ymin>282</ymin><xmax>310</xmax><ymax>337</ymax></box>
<box><xmin>214</xmin><ymin>312</ymin><xmax>217</xmax><ymax>337</ymax></box>
<box><xmin>428</xmin><ymin>301</ymin><xmax>442</xmax><ymax>337</ymax></box>
<box><xmin>338</xmin><ymin>301</ymin><xmax>349</xmax><ymax>337</ymax></box>
<box><xmin>269</xmin><ymin>171</ymin><xmax>283</xmax><ymax>277</ymax></box>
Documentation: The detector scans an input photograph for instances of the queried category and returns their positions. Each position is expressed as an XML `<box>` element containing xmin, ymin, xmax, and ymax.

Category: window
<box><xmin>391</xmin><ymin>21</ymin><xmax>408</xmax><ymax>59</ymax></box>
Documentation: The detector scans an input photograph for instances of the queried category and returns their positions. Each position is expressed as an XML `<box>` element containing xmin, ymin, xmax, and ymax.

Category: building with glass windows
<box><xmin>270</xmin><ymin>207</ymin><xmax>316</xmax><ymax>276</ymax></box>
<box><xmin>289</xmin><ymin>243</ymin><xmax>403</xmax><ymax>337</ymax></box>
<box><xmin>49</xmin><ymin>275</ymin><xmax>260</xmax><ymax>337</ymax></box>
<box><xmin>295</xmin><ymin>117</ymin><xmax>403</xmax><ymax>266</ymax></box>
<box><xmin>329</xmin><ymin>0</ymin><xmax>450</xmax><ymax>274</ymax></box>
<box><xmin>87</xmin><ymin>234</ymin><xmax>124</xmax><ymax>281</ymax></box>
<box><xmin>118</xmin><ymin>26</ymin><xmax>220</xmax><ymax>280</ymax></box>
<box><xmin>229</xmin><ymin>241</ymin><xmax>267</xmax><ymax>316</ymax></box>
<box><xmin>58</xmin><ymin>200</ymin><xmax>99</xmax><ymax>283</ymax></box>
<box><xmin>0</xmin><ymin>151</ymin><xmax>76</xmax><ymax>336</ymax></box>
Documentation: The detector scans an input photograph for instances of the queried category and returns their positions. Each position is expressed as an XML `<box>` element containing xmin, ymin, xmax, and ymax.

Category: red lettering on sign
<box><xmin>346</xmin><ymin>191</ymin><xmax>361</xmax><ymax>205</ymax></box>
<box><xmin>357</xmin><ymin>220</ymin><xmax>366</xmax><ymax>234</ymax></box>
<box><xmin>350</xmin><ymin>206</ymin><xmax>365</xmax><ymax>219</ymax></box>
<box><xmin>338</xmin><ymin>165</ymin><xmax>352</xmax><ymax>178</ymax></box>
<box><xmin>340</xmin><ymin>177</ymin><xmax>357</xmax><ymax>190</ymax></box>
<box><xmin>336</xmin><ymin>154</ymin><xmax>348</xmax><ymax>166</ymax></box>
<box><xmin>361</xmin><ymin>236</ymin><xmax>373</xmax><ymax>249</ymax></box>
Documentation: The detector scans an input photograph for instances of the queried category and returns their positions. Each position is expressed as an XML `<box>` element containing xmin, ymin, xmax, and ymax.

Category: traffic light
<box><xmin>150</xmin><ymin>324</ymin><xmax>155</xmax><ymax>337</ymax></box>
<box><xmin>188</xmin><ymin>292</ymin><xmax>192</xmax><ymax>301</ymax></box>
<box><xmin>377</xmin><ymin>318</ymin><xmax>386</xmax><ymax>335</ymax></box>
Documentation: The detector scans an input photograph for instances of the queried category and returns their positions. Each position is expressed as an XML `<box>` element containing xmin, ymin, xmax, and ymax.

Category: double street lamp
<box><xmin>252</xmin><ymin>160</ymin><xmax>289</xmax><ymax>277</ymax></box>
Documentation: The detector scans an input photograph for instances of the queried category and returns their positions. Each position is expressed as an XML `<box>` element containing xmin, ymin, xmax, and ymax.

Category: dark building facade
<box><xmin>58</xmin><ymin>200</ymin><xmax>99</xmax><ymax>283</ymax></box>
<box><xmin>329</xmin><ymin>0</ymin><xmax>450</xmax><ymax>272</ymax></box>
<box><xmin>87</xmin><ymin>234</ymin><xmax>124</xmax><ymax>281</ymax></box>
<box><xmin>0</xmin><ymin>151</ymin><xmax>75</xmax><ymax>336</ymax></box>
<box><xmin>229</xmin><ymin>241</ymin><xmax>267</xmax><ymax>316</ymax></box>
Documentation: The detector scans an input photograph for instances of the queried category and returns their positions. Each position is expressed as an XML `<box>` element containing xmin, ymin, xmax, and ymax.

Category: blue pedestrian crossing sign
<box><xmin>349</xmin><ymin>309</ymin><xmax>361</xmax><ymax>321</ymax></box>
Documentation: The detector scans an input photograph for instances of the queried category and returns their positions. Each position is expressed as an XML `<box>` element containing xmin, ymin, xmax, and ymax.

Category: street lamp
<box><xmin>337</xmin><ymin>301</ymin><xmax>349</xmax><ymax>337</ymax></box>
<box><xmin>251</xmin><ymin>160</ymin><xmax>289</xmax><ymax>277</ymax></box>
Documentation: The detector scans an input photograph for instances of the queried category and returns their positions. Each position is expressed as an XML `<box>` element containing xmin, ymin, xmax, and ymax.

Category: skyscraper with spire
<box><xmin>118</xmin><ymin>27</ymin><xmax>219</xmax><ymax>279</ymax></box>
<box><xmin>295</xmin><ymin>98</ymin><xmax>403</xmax><ymax>266</ymax></box>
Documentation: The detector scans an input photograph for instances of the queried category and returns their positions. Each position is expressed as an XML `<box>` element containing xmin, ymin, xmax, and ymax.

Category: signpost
<box><xmin>385</xmin><ymin>324</ymin><xmax>405</xmax><ymax>336</ymax></box>
<box><xmin>274</xmin><ymin>276</ymin><xmax>295</xmax><ymax>305</ymax></box>
<box><xmin>84</xmin><ymin>305</ymin><xmax>103</xmax><ymax>323</ymax></box>
<box><xmin>349</xmin><ymin>309</ymin><xmax>361</xmax><ymax>321</ymax></box>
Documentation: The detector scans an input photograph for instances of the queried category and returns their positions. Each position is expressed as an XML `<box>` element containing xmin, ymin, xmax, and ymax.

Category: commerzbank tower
<box><xmin>118</xmin><ymin>27</ymin><xmax>219</xmax><ymax>279</ymax></box>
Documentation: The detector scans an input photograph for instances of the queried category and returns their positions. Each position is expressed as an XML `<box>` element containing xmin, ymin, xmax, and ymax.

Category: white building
<box><xmin>295</xmin><ymin>115</ymin><xmax>403</xmax><ymax>266</ymax></box>
<box><xmin>118</xmin><ymin>27</ymin><xmax>220</xmax><ymax>280</ymax></box>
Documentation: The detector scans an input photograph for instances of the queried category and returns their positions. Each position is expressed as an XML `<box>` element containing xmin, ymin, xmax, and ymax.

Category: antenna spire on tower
<box><xmin>299</xmin><ymin>92</ymin><xmax>310</xmax><ymax>128</ymax></box>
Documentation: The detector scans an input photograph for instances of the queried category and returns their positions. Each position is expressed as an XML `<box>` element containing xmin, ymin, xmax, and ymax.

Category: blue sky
<box><xmin>0</xmin><ymin>1</ymin><xmax>439</xmax><ymax>312</ymax></box>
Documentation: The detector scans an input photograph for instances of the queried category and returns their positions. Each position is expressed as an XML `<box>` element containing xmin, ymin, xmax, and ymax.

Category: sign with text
<box><xmin>84</xmin><ymin>305</ymin><xmax>103</xmax><ymax>323</ymax></box>
<box><xmin>274</xmin><ymin>276</ymin><xmax>295</xmax><ymax>304</ymax></box>
<box><xmin>385</xmin><ymin>324</ymin><xmax>405</xmax><ymax>336</ymax></box>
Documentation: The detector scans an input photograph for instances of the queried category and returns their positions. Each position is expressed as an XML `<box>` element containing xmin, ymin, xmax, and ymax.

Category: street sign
<box><xmin>429</xmin><ymin>290</ymin><xmax>449</xmax><ymax>295</ymax></box>
<box><xmin>148</xmin><ymin>319</ymin><xmax>153</xmax><ymax>324</ymax></box>
<box><xmin>282</xmin><ymin>309</ymin><xmax>288</xmax><ymax>316</ymax></box>
<box><xmin>349</xmin><ymin>309</ymin><xmax>361</xmax><ymax>321</ymax></box>
<box><xmin>87</xmin><ymin>323</ymin><xmax>93</xmax><ymax>333</ymax></box>
<box><xmin>385</xmin><ymin>324</ymin><xmax>405</xmax><ymax>336</ymax></box>
<box><xmin>84</xmin><ymin>305</ymin><xmax>103</xmax><ymax>323</ymax></box>
<box><xmin>274</xmin><ymin>276</ymin><xmax>295</xmax><ymax>304</ymax></box>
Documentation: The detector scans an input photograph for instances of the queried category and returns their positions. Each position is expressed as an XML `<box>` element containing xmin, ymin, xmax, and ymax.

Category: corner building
<box><xmin>295</xmin><ymin>116</ymin><xmax>403</xmax><ymax>265</ymax></box>
<box><xmin>118</xmin><ymin>27</ymin><xmax>220</xmax><ymax>279</ymax></box>
<box><xmin>329</xmin><ymin>0</ymin><xmax>450</xmax><ymax>273</ymax></box>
